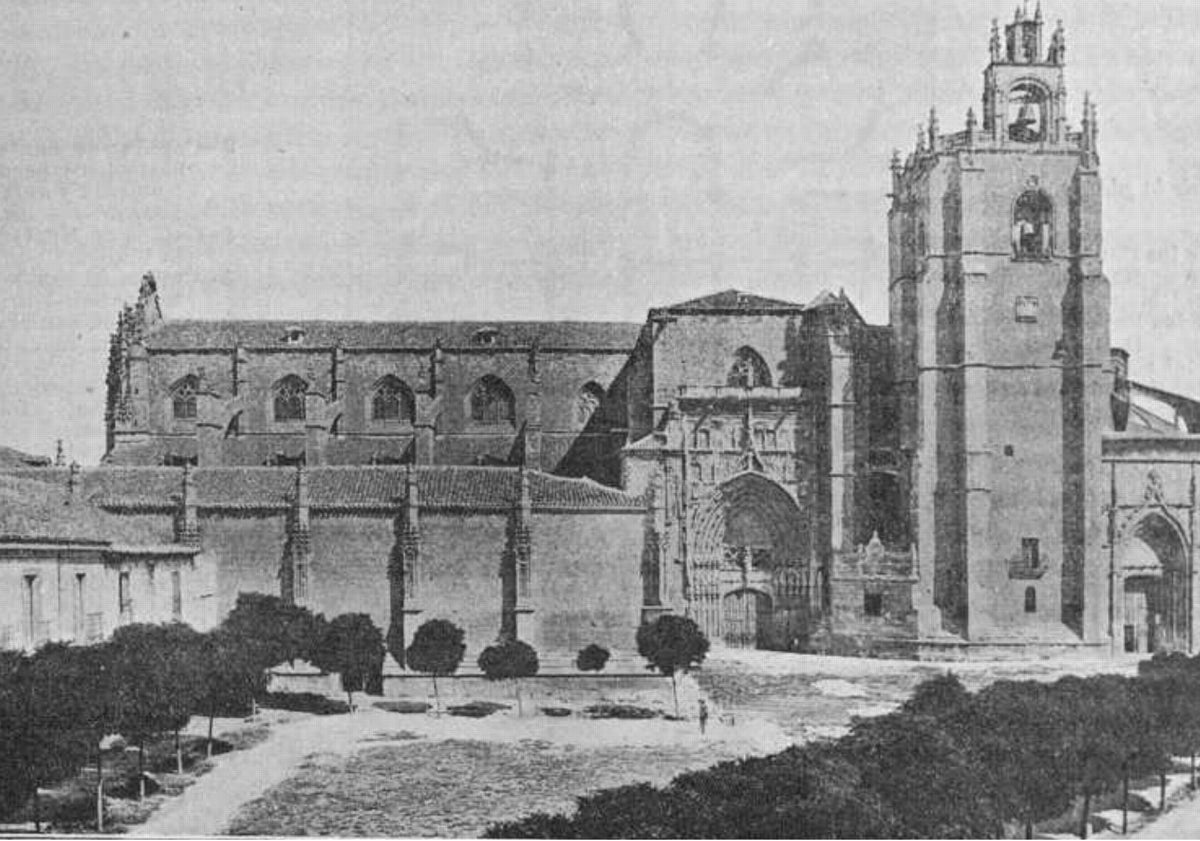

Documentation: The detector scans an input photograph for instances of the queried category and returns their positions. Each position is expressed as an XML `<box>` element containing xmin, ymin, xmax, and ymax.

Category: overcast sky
<box><xmin>2</xmin><ymin>0</ymin><xmax>1198</xmax><ymax>464</ymax></box>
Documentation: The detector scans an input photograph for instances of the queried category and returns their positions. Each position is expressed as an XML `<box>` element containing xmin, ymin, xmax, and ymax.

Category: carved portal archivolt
<box><xmin>687</xmin><ymin>471</ymin><xmax>809</xmax><ymax>649</ymax></box>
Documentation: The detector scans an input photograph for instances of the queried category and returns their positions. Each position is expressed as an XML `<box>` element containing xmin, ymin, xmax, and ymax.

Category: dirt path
<box><xmin>132</xmin><ymin>696</ymin><xmax>787</xmax><ymax>837</ymax></box>
<box><xmin>131</xmin><ymin>711</ymin><xmax>400</xmax><ymax>837</ymax></box>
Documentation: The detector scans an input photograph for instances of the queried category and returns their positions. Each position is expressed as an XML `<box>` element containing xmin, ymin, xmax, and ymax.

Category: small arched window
<box><xmin>727</xmin><ymin>347</ymin><xmax>773</xmax><ymax>389</ymax></box>
<box><xmin>575</xmin><ymin>382</ymin><xmax>605</xmax><ymax>428</ymax></box>
<box><xmin>1024</xmin><ymin>586</ymin><xmax>1037</xmax><ymax>614</ymax></box>
<box><xmin>469</xmin><ymin>375</ymin><xmax>515</xmax><ymax>424</ymax></box>
<box><xmin>371</xmin><ymin>376</ymin><xmax>415</xmax><ymax>423</ymax></box>
<box><xmin>171</xmin><ymin>375</ymin><xmax>198</xmax><ymax>420</ymax></box>
<box><xmin>1013</xmin><ymin>190</ymin><xmax>1053</xmax><ymax>259</ymax></box>
<box><xmin>274</xmin><ymin>376</ymin><xmax>308</xmax><ymax>422</ymax></box>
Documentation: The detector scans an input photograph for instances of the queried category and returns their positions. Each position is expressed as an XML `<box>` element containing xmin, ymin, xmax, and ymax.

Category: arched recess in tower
<box><xmin>1007</xmin><ymin>82</ymin><xmax>1049</xmax><ymax>143</ymax></box>
<box><xmin>689</xmin><ymin>472</ymin><xmax>808</xmax><ymax>650</ymax></box>
<box><xmin>1118</xmin><ymin>512</ymin><xmax>1191</xmax><ymax>655</ymax></box>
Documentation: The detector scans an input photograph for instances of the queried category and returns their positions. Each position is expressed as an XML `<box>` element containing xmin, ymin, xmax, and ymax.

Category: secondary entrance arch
<box><xmin>1117</xmin><ymin>512</ymin><xmax>1190</xmax><ymax>654</ymax></box>
<box><xmin>689</xmin><ymin>472</ymin><xmax>807</xmax><ymax>649</ymax></box>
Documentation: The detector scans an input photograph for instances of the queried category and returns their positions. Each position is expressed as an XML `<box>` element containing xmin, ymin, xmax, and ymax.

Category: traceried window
<box><xmin>371</xmin><ymin>376</ymin><xmax>415</xmax><ymax>423</ymax></box>
<box><xmin>274</xmin><ymin>376</ymin><xmax>308</xmax><ymax>422</ymax></box>
<box><xmin>727</xmin><ymin>346</ymin><xmax>772</xmax><ymax>389</ymax></box>
<box><xmin>575</xmin><ymin>382</ymin><xmax>605</xmax><ymax>428</ymax></box>
<box><xmin>171</xmin><ymin>376</ymin><xmax>198</xmax><ymax>420</ymax></box>
<box><xmin>1013</xmin><ymin>190</ymin><xmax>1053</xmax><ymax>259</ymax></box>
<box><xmin>469</xmin><ymin>375</ymin><xmax>515</xmax><ymax>424</ymax></box>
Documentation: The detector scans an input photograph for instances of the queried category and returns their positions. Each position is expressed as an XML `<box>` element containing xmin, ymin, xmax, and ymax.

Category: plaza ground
<box><xmin>124</xmin><ymin>648</ymin><xmax>1156</xmax><ymax>837</ymax></box>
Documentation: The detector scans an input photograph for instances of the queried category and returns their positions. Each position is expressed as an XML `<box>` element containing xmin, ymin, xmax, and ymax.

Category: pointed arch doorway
<box><xmin>1117</xmin><ymin>513</ymin><xmax>1191</xmax><ymax>654</ymax></box>
<box><xmin>689</xmin><ymin>472</ymin><xmax>808</xmax><ymax>650</ymax></box>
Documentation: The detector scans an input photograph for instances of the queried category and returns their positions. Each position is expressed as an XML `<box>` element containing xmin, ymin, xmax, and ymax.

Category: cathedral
<box><xmin>12</xmin><ymin>8</ymin><xmax>1200</xmax><ymax>661</ymax></box>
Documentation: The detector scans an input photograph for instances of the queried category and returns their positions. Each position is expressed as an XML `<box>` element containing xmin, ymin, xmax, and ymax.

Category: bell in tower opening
<box><xmin>1008</xmin><ymin>85</ymin><xmax>1046</xmax><ymax>142</ymax></box>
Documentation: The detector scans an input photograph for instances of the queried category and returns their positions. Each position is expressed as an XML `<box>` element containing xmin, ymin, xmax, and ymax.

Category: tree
<box><xmin>575</xmin><ymin>644</ymin><xmax>610</xmax><ymax>673</ymax></box>
<box><xmin>842</xmin><ymin>710</ymin><xmax>1004</xmax><ymax>838</ymax></box>
<box><xmin>405</xmin><ymin>619</ymin><xmax>466</xmax><ymax>714</ymax></box>
<box><xmin>220</xmin><ymin>592</ymin><xmax>325</xmax><ymax>672</ymax></box>
<box><xmin>967</xmin><ymin>681</ymin><xmax>1075</xmax><ymax>839</ymax></box>
<box><xmin>109</xmin><ymin>623</ymin><xmax>204</xmax><ymax>797</ymax></box>
<box><xmin>635</xmin><ymin>615</ymin><xmax>709</xmax><ymax>717</ymax></box>
<box><xmin>310</xmin><ymin>613</ymin><xmax>386</xmax><ymax>708</ymax></box>
<box><xmin>197</xmin><ymin>630</ymin><xmax>269</xmax><ymax>758</ymax></box>
<box><xmin>477</xmin><ymin>638</ymin><xmax>539</xmax><ymax>716</ymax></box>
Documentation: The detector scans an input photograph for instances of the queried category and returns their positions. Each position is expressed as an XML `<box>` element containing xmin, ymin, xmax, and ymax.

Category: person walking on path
<box><xmin>698</xmin><ymin>699</ymin><xmax>709</xmax><ymax>735</ymax></box>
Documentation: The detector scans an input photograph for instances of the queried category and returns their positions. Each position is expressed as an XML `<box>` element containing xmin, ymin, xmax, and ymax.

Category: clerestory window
<box><xmin>171</xmin><ymin>376</ymin><xmax>198</xmax><ymax>420</ymax></box>
<box><xmin>274</xmin><ymin>376</ymin><xmax>308</xmax><ymax>422</ymax></box>
<box><xmin>371</xmin><ymin>376</ymin><xmax>415</xmax><ymax>423</ymax></box>
<box><xmin>469</xmin><ymin>375</ymin><xmax>515</xmax><ymax>424</ymax></box>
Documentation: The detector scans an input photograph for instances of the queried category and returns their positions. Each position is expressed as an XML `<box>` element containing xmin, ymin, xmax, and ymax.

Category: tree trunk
<box><xmin>138</xmin><ymin>739</ymin><xmax>146</xmax><ymax>801</ymax></box>
<box><xmin>1025</xmin><ymin>815</ymin><xmax>1033</xmax><ymax>840</ymax></box>
<box><xmin>1122</xmin><ymin>773</ymin><xmax>1129</xmax><ymax>834</ymax></box>
<box><xmin>96</xmin><ymin>743</ymin><xmax>105</xmax><ymax>833</ymax></box>
<box><xmin>346</xmin><ymin>689</ymin><xmax>354</xmax><ymax>710</ymax></box>
<box><xmin>207</xmin><ymin>707</ymin><xmax>215</xmax><ymax>759</ymax></box>
<box><xmin>432</xmin><ymin>674</ymin><xmax>440</xmax><ymax>716</ymax></box>
<box><xmin>1080</xmin><ymin>791</ymin><xmax>1091</xmax><ymax>839</ymax></box>
<box><xmin>514</xmin><ymin>680</ymin><xmax>523</xmax><ymax>717</ymax></box>
<box><xmin>33</xmin><ymin>785</ymin><xmax>40</xmax><ymax>833</ymax></box>
<box><xmin>1192</xmin><ymin>752</ymin><xmax>1196</xmax><ymax>790</ymax></box>
<box><xmin>175</xmin><ymin>727</ymin><xmax>183</xmax><ymax>774</ymax></box>
<box><xmin>1161</xmin><ymin>770</ymin><xmax>1167</xmax><ymax>811</ymax></box>
<box><xmin>671</xmin><ymin>673</ymin><xmax>679</xmax><ymax>719</ymax></box>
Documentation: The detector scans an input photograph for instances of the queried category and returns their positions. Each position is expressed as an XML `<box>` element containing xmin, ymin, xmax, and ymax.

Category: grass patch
<box><xmin>583</xmin><ymin>703</ymin><xmax>660</xmax><ymax>720</ymax></box>
<box><xmin>228</xmin><ymin>738</ymin><xmax>757</xmax><ymax>837</ymax></box>
<box><xmin>446</xmin><ymin>701</ymin><xmax>509</xmax><ymax>718</ymax></box>
<box><xmin>260</xmin><ymin>691</ymin><xmax>351</xmax><ymax>716</ymax></box>
<box><xmin>374</xmin><ymin>700</ymin><xmax>432</xmax><ymax>714</ymax></box>
<box><xmin>358</xmin><ymin>731</ymin><xmax>424</xmax><ymax>743</ymax></box>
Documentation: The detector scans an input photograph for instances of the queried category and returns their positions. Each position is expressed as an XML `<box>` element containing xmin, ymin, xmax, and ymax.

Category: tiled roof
<box><xmin>56</xmin><ymin>466</ymin><xmax>643</xmax><ymax>512</ymax></box>
<box><xmin>0</xmin><ymin>473</ymin><xmax>176</xmax><ymax>546</ymax></box>
<box><xmin>658</xmin><ymin>289</ymin><xmax>806</xmax><ymax>314</ymax></box>
<box><xmin>144</xmin><ymin>319</ymin><xmax>642</xmax><ymax>351</ymax></box>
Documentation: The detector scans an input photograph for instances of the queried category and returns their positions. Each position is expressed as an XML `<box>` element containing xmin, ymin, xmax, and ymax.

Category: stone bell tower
<box><xmin>889</xmin><ymin>5</ymin><xmax>1110</xmax><ymax>651</ymax></box>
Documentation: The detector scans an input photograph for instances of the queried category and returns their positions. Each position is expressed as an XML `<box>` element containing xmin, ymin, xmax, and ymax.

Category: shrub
<box><xmin>575</xmin><ymin>644</ymin><xmax>610</xmax><ymax>673</ymax></box>
<box><xmin>540</xmin><ymin>706</ymin><xmax>573</xmax><ymax>718</ymax></box>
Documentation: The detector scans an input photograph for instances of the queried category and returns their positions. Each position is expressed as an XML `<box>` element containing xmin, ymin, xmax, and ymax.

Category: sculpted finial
<box><xmin>1048</xmin><ymin>19</ymin><xmax>1065</xmax><ymax>64</ymax></box>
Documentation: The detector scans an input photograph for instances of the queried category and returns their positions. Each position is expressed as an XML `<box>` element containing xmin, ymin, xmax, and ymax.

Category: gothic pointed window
<box><xmin>274</xmin><ymin>376</ymin><xmax>308</xmax><ymax>422</ymax></box>
<box><xmin>575</xmin><ymin>382</ymin><xmax>605</xmax><ymax>428</ymax></box>
<box><xmin>371</xmin><ymin>376</ymin><xmax>415</xmax><ymax>423</ymax></box>
<box><xmin>1013</xmin><ymin>190</ymin><xmax>1053</xmax><ymax>259</ymax></box>
<box><xmin>171</xmin><ymin>375</ymin><xmax>198</xmax><ymax>420</ymax></box>
<box><xmin>727</xmin><ymin>347</ymin><xmax>772</xmax><ymax>389</ymax></box>
<box><xmin>469</xmin><ymin>375</ymin><xmax>515</xmax><ymax>424</ymax></box>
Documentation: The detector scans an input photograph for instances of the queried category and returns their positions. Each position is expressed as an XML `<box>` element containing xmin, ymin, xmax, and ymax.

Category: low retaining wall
<box><xmin>269</xmin><ymin>669</ymin><xmax>680</xmax><ymax>709</ymax></box>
